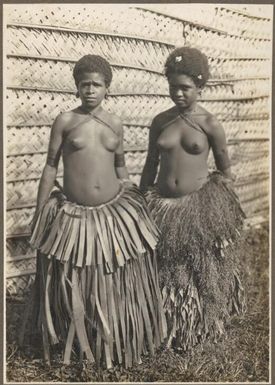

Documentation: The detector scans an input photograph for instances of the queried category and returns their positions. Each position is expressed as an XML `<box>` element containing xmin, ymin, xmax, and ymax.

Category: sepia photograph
<box><xmin>3</xmin><ymin>2</ymin><xmax>272</xmax><ymax>384</ymax></box>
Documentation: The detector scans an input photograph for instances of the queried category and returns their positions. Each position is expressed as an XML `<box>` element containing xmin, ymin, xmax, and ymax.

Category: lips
<box><xmin>85</xmin><ymin>98</ymin><xmax>97</xmax><ymax>102</ymax></box>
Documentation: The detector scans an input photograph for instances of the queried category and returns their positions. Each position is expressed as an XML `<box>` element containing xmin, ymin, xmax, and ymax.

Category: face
<box><xmin>168</xmin><ymin>73</ymin><xmax>200</xmax><ymax>110</ymax></box>
<box><xmin>77</xmin><ymin>72</ymin><xmax>107</xmax><ymax>109</ymax></box>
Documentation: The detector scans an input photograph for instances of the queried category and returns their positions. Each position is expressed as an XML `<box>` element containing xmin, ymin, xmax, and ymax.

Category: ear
<box><xmin>105</xmin><ymin>88</ymin><xmax>109</xmax><ymax>99</ymax></box>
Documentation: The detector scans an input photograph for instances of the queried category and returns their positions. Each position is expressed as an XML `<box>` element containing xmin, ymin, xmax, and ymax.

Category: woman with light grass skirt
<box><xmin>24</xmin><ymin>55</ymin><xmax>166</xmax><ymax>369</ymax></box>
<box><xmin>140</xmin><ymin>47</ymin><xmax>246</xmax><ymax>351</ymax></box>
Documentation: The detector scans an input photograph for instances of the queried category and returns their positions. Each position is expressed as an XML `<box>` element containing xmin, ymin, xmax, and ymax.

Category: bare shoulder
<box><xmin>152</xmin><ymin>106</ymin><xmax>178</xmax><ymax>131</ymax></box>
<box><xmin>51</xmin><ymin>111</ymin><xmax>74</xmax><ymax>134</ymax></box>
<box><xmin>54</xmin><ymin>110</ymin><xmax>76</xmax><ymax>126</ymax></box>
<box><xmin>196</xmin><ymin>105</ymin><xmax>223</xmax><ymax>136</ymax></box>
<box><xmin>101</xmin><ymin>110</ymin><xmax>123</xmax><ymax>135</ymax></box>
<box><xmin>107</xmin><ymin>111</ymin><xmax>123</xmax><ymax>129</ymax></box>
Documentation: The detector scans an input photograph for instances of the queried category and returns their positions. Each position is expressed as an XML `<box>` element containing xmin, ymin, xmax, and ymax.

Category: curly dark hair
<box><xmin>73</xmin><ymin>55</ymin><xmax>113</xmax><ymax>87</ymax></box>
<box><xmin>164</xmin><ymin>47</ymin><xmax>210</xmax><ymax>88</ymax></box>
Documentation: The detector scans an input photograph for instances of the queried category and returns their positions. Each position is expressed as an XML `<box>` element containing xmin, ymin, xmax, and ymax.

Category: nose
<box><xmin>86</xmin><ymin>85</ymin><xmax>94</xmax><ymax>94</ymax></box>
<box><xmin>175</xmin><ymin>89</ymin><xmax>184</xmax><ymax>97</ymax></box>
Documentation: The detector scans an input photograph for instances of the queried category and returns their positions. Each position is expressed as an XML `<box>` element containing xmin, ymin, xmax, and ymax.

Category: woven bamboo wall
<box><xmin>5</xmin><ymin>4</ymin><xmax>272</xmax><ymax>295</ymax></box>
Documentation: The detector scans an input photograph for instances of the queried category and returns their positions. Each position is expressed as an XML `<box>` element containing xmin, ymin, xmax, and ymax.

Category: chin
<box><xmin>85</xmin><ymin>102</ymin><xmax>98</xmax><ymax>108</ymax></box>
<box><xmin>175</xmin><ymin>102</ymin><xmax>187</xmax><ymax>108</ymax></box>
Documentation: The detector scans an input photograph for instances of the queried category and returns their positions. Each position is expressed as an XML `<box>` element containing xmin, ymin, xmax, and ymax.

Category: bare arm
<box><xmin>35</xmin><ymin>114</ymin><xmax>64</xmax><ymax>214</ymax></box>
<box><xmin>139</xmin><ymin>118</ymin><xmax>160</xmax><ymax>192</ymax></box>
<box><xmin>206</xmin><ymin>115</ymin><xmax>232</xmax><ymax>179</ymax></box>
<box><xmin>113</xmin><ymin>119</ymin><xmax>129</xmax><ymax>180</ymax></box>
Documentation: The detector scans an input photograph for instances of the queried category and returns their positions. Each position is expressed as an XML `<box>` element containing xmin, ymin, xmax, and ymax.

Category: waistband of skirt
<box><xmin>147</xmin><ymin>171</ymin><xmax>232</xmax><ymax>198</ymax></box>
<box><xmin>51</xmin><ymin>180</ymin><xmax>126</xmax><ymax>211</ymax></box>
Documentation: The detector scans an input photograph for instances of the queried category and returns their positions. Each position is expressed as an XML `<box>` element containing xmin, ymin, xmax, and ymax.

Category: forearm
<box><xmin>116</xmin><ymin>166</ymin><xmax>129</xmax><ymax>180</ymax></box>
<box><xmin>139</xmin><ymin>162</ymin><xmax>157</xmax><ymax>192</ymax></box>
<box><xmin>36</xmin><ymin>165</ymin><xmax>58</xmax><ymax>211</ymax></box>
<box><xmin>214</xmin><ymin>154</ymin><xmax>233</xmax><ymax>179</ymax></box>
<box><xmin>139</xmin><ymin>119</ymin><xmax>160</xmax><ymax>192</ymax></box>
<box><xmin>220</xmin><ymin>166</ymin><xmax>233</xmax><ymax>180</ymax></box>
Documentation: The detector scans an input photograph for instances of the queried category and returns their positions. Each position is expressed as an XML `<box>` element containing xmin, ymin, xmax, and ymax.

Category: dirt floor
<box><xmin>5</xmin><ymin>223</ymin><xmax>269</xmax><ymax>383</ymax></box>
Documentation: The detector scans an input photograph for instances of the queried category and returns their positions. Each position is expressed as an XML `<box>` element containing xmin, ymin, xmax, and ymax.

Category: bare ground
<box><xmin>6</xmin><ymin>224</ymin><xmax>269</xmax><ymax>383</ymax></box>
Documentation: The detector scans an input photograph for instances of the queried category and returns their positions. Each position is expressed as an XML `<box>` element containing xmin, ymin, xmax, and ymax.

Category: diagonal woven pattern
<box><xmin>5</xmin><ymin>4</ymin><xmax>270</xmax><ymax>293</ymax></box>
<box><xmin>6</xmin><ymin>237</ymin><xmax>34</xmax><ymax>258</ymax></box>
<box><xmin>6</xmin><ymin>89</ymin><xmax>270</xmax><ymax>126</ymax></box>
<box><xmin>211</xmin><ymin>58</ymin><xmax>271</xmax><ymax>79</ymax></box>
<box><xmin>6</xmin><ymin>258</ymin><xmax>36</xmax><ymax>278</ymax></box>
<box><xmin>139</xmin><ymin>5</ymin><xmax>272</xmax><ymax>40</ymax></box>
<box><xmin>7</xmin><ymin>26</ymin><xmax>172</xmax><ymax>72</ymax></box>
<box><xmin>181</xmin><ymin>23</ymin><xmax>271</xmax><ymax>58</ymax></box>
<box><xmin>7</xmin><ymin>57</ymin><xmax>168</xmax><ymax>95</ymax></box>
<box><xmin>236</xmin><ymin>176</ymin><xmax>269</xmax><ymax>205</ymax></box>
<box><xmin>6</xmin><ymin>274</ymin><xmax>35</xmax><ymax>296</ymax></box>
<box><xmin>7</xmin><ymin>56</ymin><xmax>270</xmax><ymax>99</ymax></box>
<box><xmin>5</xmin><ymin>4</ymin><xmax>272</xmax><ymax>41</ymax></box>
<box><xmin>7</xmin><ymin>125</ymin><xmax>50</xmax><ymax>155</ymax></box>
<box><xmin>222</xmin><ymin>120</ymin><xmax>269</xmax><ymax>140</ymax></box>
<box><xmin>5</xmin><ymin>5</ymin><xmax>183</xmax><ymax>44</ymax></box>
<box><xmin>6</xmin><ymin>207</ymin><xmax>36</xmax><ymax>237</ymax></box>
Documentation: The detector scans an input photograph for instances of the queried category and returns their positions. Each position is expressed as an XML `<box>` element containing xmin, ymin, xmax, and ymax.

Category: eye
<box><xmin>94</xmin><ymin>82</ymin><xmax>104</xmax><ymax>88</ymax></box>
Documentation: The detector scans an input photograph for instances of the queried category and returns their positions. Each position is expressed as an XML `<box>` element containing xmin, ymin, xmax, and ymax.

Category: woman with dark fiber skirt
<box><xmin>140</xmin><ymin>47</ymin><xmax>245</xmax><ymax>350</ymax></box>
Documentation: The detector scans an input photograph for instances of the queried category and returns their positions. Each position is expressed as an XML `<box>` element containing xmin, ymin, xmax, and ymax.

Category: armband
<box><xmin>46</xmin><ymin>155</ymin><xmax>57</xmax><ymax>167</ymax></box>
<box><xmin>115</xmin><ymin>153</ymin><xmax>125</xmax><ymax>167</ymax></box>
<box><xmin>46</xmin><ymin>148</ymin><xmax>60</xmax><ymax>167</ymax></box>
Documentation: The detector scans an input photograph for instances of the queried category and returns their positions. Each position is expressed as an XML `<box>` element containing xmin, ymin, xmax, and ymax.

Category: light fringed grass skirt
<box><xmin>26</xmin><ymin>183</ymin><xmax>167</xmax><ymax>368</ymax></box>
<box><xmin>145</xmin><ymin>172</ymin><xmax>246</xmax><ymax>350</ymax></box>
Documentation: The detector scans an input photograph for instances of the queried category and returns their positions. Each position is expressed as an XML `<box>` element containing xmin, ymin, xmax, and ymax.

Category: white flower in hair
<box><xmin>197</xmin><ymin>74</ymin><xmax>202</xmax><ymax>79</ymax></box>
<box><xmin>175</xmin><ymin>56</ymin><xmax>182</xmax><ymax>62</ymax></box>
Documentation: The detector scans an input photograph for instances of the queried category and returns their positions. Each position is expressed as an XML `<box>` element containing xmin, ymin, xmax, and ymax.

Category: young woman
<box><xmin>27</xmin><ymin>55</ymin><xmax>166</xmax><ymax>369</ymax></box>
<box><xmin>140</xmin><ymin>47</ymin><xmax>245</xmax><ymax>350</ymax></box>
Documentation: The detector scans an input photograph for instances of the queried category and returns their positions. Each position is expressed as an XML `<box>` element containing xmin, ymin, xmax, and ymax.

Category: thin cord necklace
<box><xmin>178</xmin><ymin>104</ymin><xmax>197</xmax><ymax>118</ymax></box>
<box><xmin>178</xmin><ymin>106</ymin><xmax>205</xmax><ymax>134</ymax></box>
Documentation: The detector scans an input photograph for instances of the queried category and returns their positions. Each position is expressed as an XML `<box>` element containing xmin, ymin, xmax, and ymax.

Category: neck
<box><xmin>79</xmin><ymin>104</ymin><xmax>102</xmax><ymax>115</ymax></box>
<box><xmin>177</xmin><ymin>102</ymin><xmax>197</xmax><ymax>116</ymax></box>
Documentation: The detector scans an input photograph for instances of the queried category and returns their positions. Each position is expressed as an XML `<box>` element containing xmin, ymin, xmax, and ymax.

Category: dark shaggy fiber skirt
<box><xmin>23</xmin><ymin>183</ymin><xmax>167</xmax><ymax>368</ymax></box>
<box><xmin>145</xmin><ymin>172</ymin><xmax>246</xmax><ymax>350</ymax></box>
